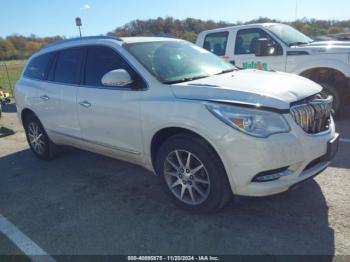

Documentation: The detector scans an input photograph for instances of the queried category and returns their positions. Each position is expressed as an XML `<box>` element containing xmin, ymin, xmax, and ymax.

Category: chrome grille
<box><xmin>290</xmin><ymin>96</ymin><xmax>333</xmax><ymax>134</ymax></box>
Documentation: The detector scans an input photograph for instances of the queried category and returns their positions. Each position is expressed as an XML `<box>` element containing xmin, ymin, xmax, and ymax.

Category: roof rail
<box><xmin>41</xmin><ymin>35</ymin><xmax>123</xmax><ymax>50</ymax></box>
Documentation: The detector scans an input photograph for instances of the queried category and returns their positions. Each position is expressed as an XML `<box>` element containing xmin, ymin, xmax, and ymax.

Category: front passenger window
<box><xmin>235</xmin><ymin>29</ymin><xmax>282</xmax><ymax>56</ymax></box>
<box><xmin>85</xmin><ymin>46</ymin><xmax>139</xmax><ymax>87</ymax></box>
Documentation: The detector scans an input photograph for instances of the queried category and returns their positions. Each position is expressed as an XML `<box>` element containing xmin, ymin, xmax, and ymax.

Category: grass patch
<box><xmin>0</xmin><ymin>60</ymin><xmax>27</xmax><ymax>95</ymax></box>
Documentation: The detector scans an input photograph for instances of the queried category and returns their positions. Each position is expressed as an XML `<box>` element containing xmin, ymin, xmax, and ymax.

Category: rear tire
<box><xmin>24</xmin><ymin>114</ymin><xmax>57</xmax><ymax>160</ymax></box>
<box><xmin>155</xmin><ymin>133</ymin><xmax>232</xmax><ymax>214</ymax></box>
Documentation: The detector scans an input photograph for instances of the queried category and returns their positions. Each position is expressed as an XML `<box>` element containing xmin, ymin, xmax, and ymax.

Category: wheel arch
<box><xmin>150</xmin><ymin>126</ymin><xmax>235</xmax><ymax>195</ymax></box>
<box><xmin>150</xmin><ymin>127</ymin><xmax>227</xmax><ymax>176</ymax></box>
<box><xmin>299</xmin><ymin>67</ymin><xmax>349</xmax><ymax>112</ymax></box>
<box><xmin>20</xmin><ymin>108</ymin><xmax>38</xmax><ymax>125</ymax></box>
<box><xmin>299</xmin><ymin>67</ymin><xmax>348</xmax><ymax>85</ymax></box>
<box><xmin>300</xmin><ymin>67</ymin><xmax>349</xmax><ymax>94</ymax></box>
<box><xmin>292</xmin><ymin>57</ymin><xmax>350</xmax><ymax>78</ymax></box>
<box><xmin>151</xmin><ymin>127</ymin><xmax>209</xmax><ymax>166</ymax></box>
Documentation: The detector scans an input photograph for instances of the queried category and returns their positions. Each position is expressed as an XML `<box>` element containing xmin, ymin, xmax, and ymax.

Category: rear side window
<box><xmin>203</xmin><ymin>31</ymin><xmax>229</xmax><ymax>56</ymax></box>
<box><xmin>85</xmin><ymin>46</ymin><xmax>137</xmax><ymax>87</ymax></box>
<box><xmin>54</xmin><ymin>48</ymin><xmax>84</xmax><ymax>84</ymax></box>
<box><xmin>24</xmin><ymin>53</ymin><xmax>55</xmax><ymax>80</ymax></box>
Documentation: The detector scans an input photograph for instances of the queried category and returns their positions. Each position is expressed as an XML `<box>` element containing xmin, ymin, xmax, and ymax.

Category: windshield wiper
<box><xmin>215</xmin><ymin>69</ymin><xmax>236</xmax><ymax>75</ymax></box>
<box><xmin>163</xmin><ymin>75</ymin><xmax>211</xmax><ymax>84</ymax></box>
<box><xmin>288</xmin><ymin>41</ymin><xmax>310</xmax><ymax>47</ymax></box>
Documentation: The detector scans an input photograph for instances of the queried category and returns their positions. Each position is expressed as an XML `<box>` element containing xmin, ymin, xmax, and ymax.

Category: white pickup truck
<box><xmin>196</xmin><ymin>23</ymin><xmax>350</xmax><ymax>113</ymax></box>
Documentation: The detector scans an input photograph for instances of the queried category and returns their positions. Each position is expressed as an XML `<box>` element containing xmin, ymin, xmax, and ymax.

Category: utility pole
<box><xmin>76</xmin><ymin>17</ymin><xmax>82</xmax><ymax>37</ymax></box>
<box><xmin>295</xmin><ymin>0</ymin><xmax>298</xmax><ymax>21</ymax></box>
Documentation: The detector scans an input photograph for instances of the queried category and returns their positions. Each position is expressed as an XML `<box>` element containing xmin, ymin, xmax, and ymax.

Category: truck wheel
<box><xmin>24</xmin><ymin>114</ymin><xmax>57</xmax><ymax>160</ymax></box>
<box><xmin>155</xmin><ymin>133</ymin><xmax>232</xmax><ymax>213</ymax></box>
<box><xmin>320</xmin><ymin>83</ymin><xmax>342</xmax><ymax>114</ymax></box>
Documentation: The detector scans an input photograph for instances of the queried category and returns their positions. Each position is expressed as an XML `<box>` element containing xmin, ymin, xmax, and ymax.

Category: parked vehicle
<box><xmin>15</xmin><ymin>36</ymin><xmax>339</xmax><ymax>213</ymax></box>
<box><xmin>196</xmin><ymin>23</ymin><xmax>350</xmax><ymax>113</ymax></box>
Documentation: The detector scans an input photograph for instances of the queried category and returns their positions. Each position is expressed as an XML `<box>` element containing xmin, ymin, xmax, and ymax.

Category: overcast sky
<box><xmin>1</xmin><ymin>0</ymin><xmax>349</xmax><ymax>37</ymax></box>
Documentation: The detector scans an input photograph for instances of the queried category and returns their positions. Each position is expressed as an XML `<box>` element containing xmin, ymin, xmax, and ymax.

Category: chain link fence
<box><xmin>0</xmin><ymin>60</ymin><xmax>26</xmax><ymax>97</ymax></box>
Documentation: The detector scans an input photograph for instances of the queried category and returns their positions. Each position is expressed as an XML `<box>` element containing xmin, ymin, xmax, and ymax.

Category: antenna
<box><xmin>295</xmin><ymin>0</ymin><xmax>298</xmax><ymax>20</ymax></box>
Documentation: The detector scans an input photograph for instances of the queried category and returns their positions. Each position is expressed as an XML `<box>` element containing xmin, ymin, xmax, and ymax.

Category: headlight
<box><xmin>206</xmin><ymin>103</ymin><xmax>290</xmax><ymax>138</ymax></box>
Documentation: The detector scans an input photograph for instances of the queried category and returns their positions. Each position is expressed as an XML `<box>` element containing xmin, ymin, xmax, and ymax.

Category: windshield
<box><xmin>124</xmin><ymin>41</ymin><xmax>235</xmax><ymax>84</ymax></box>
<box><xmin>266</xmin><ymin>24</ymin><xmax>313</xmax><ymax>46</ymax></box>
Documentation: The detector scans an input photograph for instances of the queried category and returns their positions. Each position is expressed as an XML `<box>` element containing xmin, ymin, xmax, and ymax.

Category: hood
<box><xmin>170</xmin><ymin>69</ymin><xmax>322</xmax><ymax>111</ymax></box>
<box><xmin>307</xmin><ymin>41</ymin><xmax>350</xmax><ymax>47</ymax></box>
<box><xmin>293</xmin><ymin>40</ymin><xmax>350</xmax><ymax>54</ymax></box>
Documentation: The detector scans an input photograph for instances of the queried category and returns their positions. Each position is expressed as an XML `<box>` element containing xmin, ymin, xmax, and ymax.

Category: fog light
<box><xmin>252</xmin><ymin>167</ymin><xmax>290</xmax><ymax>182</ymax></box>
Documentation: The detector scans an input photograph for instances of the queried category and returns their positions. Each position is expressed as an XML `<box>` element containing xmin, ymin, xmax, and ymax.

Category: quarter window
<box><xmin>24</xmin><ymin>53</ymin><xmax>55</xmax><ymax>80</ymax></box>
<box><xmin>54</xmin><ymin>48</ymin><xmax>84</xmax><ymax>84</ymax></box>
<box><xmin>203</xmin><ymin>32</ymin><xmax>229</xmax><ymax>56</ymax></box>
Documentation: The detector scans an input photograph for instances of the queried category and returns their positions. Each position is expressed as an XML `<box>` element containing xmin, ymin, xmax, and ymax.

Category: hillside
<box><xmin>1</xmin><ymin>17</ymin><xmax>350</xmax><ymax>61</ymax></box>
<box><xmin>108</xmin><ymin>17</ymin><xmax>350</xmax><ymax>42</ymax></box>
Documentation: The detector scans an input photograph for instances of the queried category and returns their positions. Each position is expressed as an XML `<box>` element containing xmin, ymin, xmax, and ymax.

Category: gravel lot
<box><xmin>0</xmin><ymin>103</ymin><xmax>349</xmax><ymax>258</ymax></box>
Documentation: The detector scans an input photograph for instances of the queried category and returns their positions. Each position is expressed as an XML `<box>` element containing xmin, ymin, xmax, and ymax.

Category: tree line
<box><xmin>108</xmin><ymin>17</ymin><xmax>350</xmax><ymax>42</ymax></box>
<box><xmin>0</xmin><ymin>35</ymin><xmax>63</xmax><ymax>61</ymax></box>
<box><xmin>1</xmin><ymin>17</ymin><xmax>350</xmax><ymax>61</ymax></box>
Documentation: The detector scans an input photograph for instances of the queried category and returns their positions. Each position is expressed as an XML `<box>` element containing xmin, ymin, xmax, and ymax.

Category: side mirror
<box><xmin>102</xmin><ymin>69</ymin><xmax>133</xmax><ymax>87</ymax></box>
<box><xmin>255</xmin><ymin>38</ymin><xmax>270</xmax><ymax>57</ymax></box>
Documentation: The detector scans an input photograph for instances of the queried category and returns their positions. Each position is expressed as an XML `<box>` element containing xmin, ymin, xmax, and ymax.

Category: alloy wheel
<box><xmin>163</xmin><ymin>150</ymin><xmax>210</xmax><ymax>205</ymax></box>
<box><xmin>27</xmin><ymin>122</ymin><xmax>45</xmax><ymax>155</ymax></box>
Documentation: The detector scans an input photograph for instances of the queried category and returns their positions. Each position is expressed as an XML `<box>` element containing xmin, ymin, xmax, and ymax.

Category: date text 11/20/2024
<box><xmin>127</xmin><ymin>256</ymin><xmax>220</xmax><ymax>261</ymax></box>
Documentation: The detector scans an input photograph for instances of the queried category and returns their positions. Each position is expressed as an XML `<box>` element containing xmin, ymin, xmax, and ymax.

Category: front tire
<box><xmin>155</xmin><ymin>133</ymin><xmax>232</xmax><ymax>213</ymax></box>
<box><xmin>320</xmin><ymin>83</ymin><xmax>343</xmax><ymax>114</ymax></box>
<box><xmin>24</xmin><ymin>114</ymin><xmax>57</xmax><ymax>160</ymax></box>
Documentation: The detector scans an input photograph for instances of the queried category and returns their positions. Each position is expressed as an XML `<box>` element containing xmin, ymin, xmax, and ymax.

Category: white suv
<box><xmin>15</xmin><ymin>36</ymin><xmax>339</xmax><ymax>213</ymax></box>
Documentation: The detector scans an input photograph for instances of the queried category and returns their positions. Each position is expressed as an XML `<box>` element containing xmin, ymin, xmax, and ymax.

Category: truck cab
<box><xmin>196</xmin><ymin>23</ymin><xmax>350</xmax><ymax>113</ymax></box>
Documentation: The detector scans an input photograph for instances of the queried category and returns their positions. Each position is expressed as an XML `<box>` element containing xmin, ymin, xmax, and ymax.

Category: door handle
<box><xmin>79</xmin><ymin>101</ymin><xmax>92</xmax><ymax>108</ymax></box>
<box><xmin>40</xmin><ymin>95</ymin><xmax>50</xmax><ymax>101</ymax></box>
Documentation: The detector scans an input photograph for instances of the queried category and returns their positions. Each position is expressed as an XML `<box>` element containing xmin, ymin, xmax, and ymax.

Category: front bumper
<box><xmin>216</xmin><ymin>114</ymin><xmax>337</xmax><ymax>197</ymax></box>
